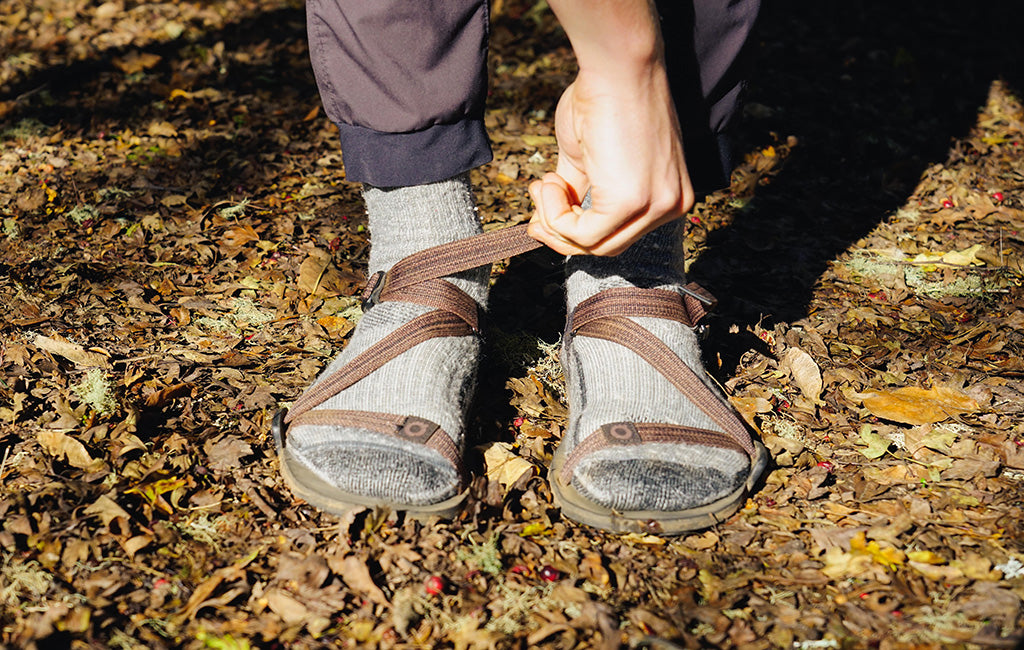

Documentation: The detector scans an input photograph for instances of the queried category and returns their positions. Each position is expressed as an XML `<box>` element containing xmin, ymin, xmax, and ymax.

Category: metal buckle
<box><xmin>680</xmin><ymin>284</ymin><xmax>715</xmax><ymax>306</ymax></box>
<box><xmin>360</xmin><ymin>270</ymin><xmax>387</xmax><ymax>310</ymax></box>
<box><xmin>272</xmin><ymin>408</ymin><xmax>287</xmax><ymax>447</ymax></box>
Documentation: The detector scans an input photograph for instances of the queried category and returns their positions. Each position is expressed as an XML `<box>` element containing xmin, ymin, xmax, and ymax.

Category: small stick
<box><xmin>0</xmin><ymin>446</ymin><xmax>10</xmax><ymax>484</ymax></box>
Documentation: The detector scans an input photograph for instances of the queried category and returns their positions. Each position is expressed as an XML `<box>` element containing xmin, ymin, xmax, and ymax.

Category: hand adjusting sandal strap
<box><xmin>285</xmin><ymin>224</ymin><xmax>543</xmax><ymax>424</ymax></box>
<box><xmin>560</xmin><ymin>286</ymin><xmax>755</xmax><ymax>483</ymax></box>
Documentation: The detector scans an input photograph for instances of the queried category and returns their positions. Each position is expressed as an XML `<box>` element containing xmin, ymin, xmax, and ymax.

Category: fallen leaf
<box><xmin>906</xmin><ymin>550</ymin><xmax>946</xmax><ymax>565</ymax></box>
<box><xmin>265</xmin><ymin>588</ymin><xmax>310</xmax><ymax>625</ymax></box>
<box><xmin>147</xmin><ymin>120</ymin><xmax>178</xmax><ymax>137</ymax></box>
<box><xmin>37</xmin><ymin>429</ymin><xmax>99</xmax><ymax>470</ymax></box>
<box><xmin>83</xmin><ymin>493</ymin><xmax>131</xmax><ymax>529</ymax></box>
<box><xmin>856</xmin><ymin>424</ymin><xmax>892</xmax><ymax>459</ymax></box>
<box><xmin>908</xmin><ymin>560</ymin><xmax>964</xmax><ymax>582</ymax></box>
<box><xmin>335</xmin><ymin>555</ymin><xmax>388</xmax><ymax>606</ymax></box>
<box><xmin>729</xmin><ymin>396</ymin><xmax>772</xmax><ymax>431</ymax></box>
<box><xmin>204</xmin><ymin>436</ymin><xmax>254</xmax><ymax>473</ymax></box>
<box><xmin>850</xmin><ymin>531</ymin><xmax>905</xmax><ymax>569</ymax></box>
<box><xmin>112</xmin><ymin>52</ymin><xmax>161</xmax><ymax>74</ymax></box>
<box><xmin>781</xmin><ymin>347</ymin><xmax>823</xmax><ymax>403</ymax></box>
<box><xmin>481</xmin><ymin>442</ymin><xmax>535</xmax><ymax>492</ymax></box>
<box><xmin>858</xmin><ymin>385</ymin><xmax>981</xmax><ymax>425</ymax></box>
<box><xmin>144</xmin><ymin>382</ymin><xmax>194</xmax><ymax>409</ymax></box>
<box><xmin>33</xmin><ymin>334</ymin><xmax>109</xmax><ymax>367</ymax></box>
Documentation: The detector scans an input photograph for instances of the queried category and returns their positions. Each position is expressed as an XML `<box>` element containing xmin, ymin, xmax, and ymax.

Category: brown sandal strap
<box><xmin>385</xmin><ymin>224</ymin><xmax>541</xmax><ymax>294</ymax></box>
<box><xmin>384</xmin><ymin>278</ymin><xmax>481</xmax><ymax>332</ymax></box>
<box><xmin>574</xmin><ymin>315</ymin><xmax>753</xmax><ymax>455</ymax></box>
<box><xmin>558</xmin><ymin>421</ymin><xmax>748</xmax><ymax>483</ymax></box>
<box><xmin>289</xmin><ymin>409</ymin><xmax>463</xmax><ymax>477</ymax></box>
<box><xmin>288</xmin><ymin>225</ymin><xmax>542</xmax><ymax>426</ymax></box>
<box><xmin>286</xmin><ymin>310</ymin><xmax>473</xmax><ymax>421</ymax></box>
<box><xmin>569</xmin><ymin>285</ymin><xmax>715</xmax><ymax>332</ymax></box>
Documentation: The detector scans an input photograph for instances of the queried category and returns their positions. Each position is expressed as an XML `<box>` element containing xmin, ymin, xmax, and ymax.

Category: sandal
<box><xmin>551</xmin><ymin>284</ymin><xmax>768</xmax><ymax>535</ymax></box>
<box><xmin>272</xmin><ymin>224</ymin><xmax>542</xmax><ymax>517</ymax></box>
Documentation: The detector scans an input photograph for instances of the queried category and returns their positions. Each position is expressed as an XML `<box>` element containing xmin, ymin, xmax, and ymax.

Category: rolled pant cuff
<box><xmin>337</xmin><ymin>120</ymin><xmax>492</xmax><ymax>187</ymax></box>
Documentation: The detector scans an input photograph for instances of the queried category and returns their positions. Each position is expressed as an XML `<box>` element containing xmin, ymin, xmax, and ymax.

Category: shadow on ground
<box><xmin>691</xmin><ymin>2</ymin><xmax>1024</xmax><ymax>370</ymax></box>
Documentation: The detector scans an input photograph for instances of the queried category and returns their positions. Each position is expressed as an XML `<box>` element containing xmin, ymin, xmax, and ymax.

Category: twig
<box><xmin>0</xmin><ymin>445</ymin><xmax>10</xmax><ymax>484</ymax></box>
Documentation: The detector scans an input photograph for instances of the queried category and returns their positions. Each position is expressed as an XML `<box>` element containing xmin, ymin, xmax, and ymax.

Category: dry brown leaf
<box><xmin>858</xmin><ymin>385</ymin><xmax>981</xmax><ymax>425</ymax></box>
<box><xmin>147</xmin><ymin>120</ymin><xmax>178</xmax><ymax>137</ymax></box>
<box><xmin>33</xmin><ymin>334</ymin><xmax>109</xmax><ymax>367</ymax></box>
<box><xmin>83</xmin><ymin>493</ymin><xmax>131</xmax><ymax>529</ymax></box>
<box><xmin>265</xmin><ymin>588</ymin><xmax>310</xmax><ymax>625</ymax></box>
<box><xmin>729</xmin><ymin>396</ymin><xmax>772</xmax><ymax>431</ymax></box>
<box><xmin>781</xmin><ymin>347</ymin><xmax>823</xmax><ymax>403</ymax></box>
<box><xmin>506</xmin><ymin>373</ymin><xmax>567</xmax><ymax>420</ymax></box>
<box><xmin>144</xmin><ymin>382</ymin><xmax>194</xmax><ymax>409</ymax></box>
<box><xmin>335</xmin><ymin>555</ymin><xmax>389</xmax><ymax>606</ymax></box>
<box><xmin>112</xmin><ymin>52</ymin><xmax>162</xmax><ymax>74</ymax></box>
<box><xmin>204</xmin><ymin>435</ymin><xmax>253</xmax><ymax>473</ymax></box>
<box><xmin>481</xmin><ymin>442</ymin><xmax>534</xmax><ymax>492</ymax></box>
<box><xmin>37</xmin><ymin>429</ymin><xmax>99</xmax><ymax>470</ymax></box>
<box><xmin>121</xmin><ymin>534</ymin><xmax>153</xmax><ymax>560</ymax></box>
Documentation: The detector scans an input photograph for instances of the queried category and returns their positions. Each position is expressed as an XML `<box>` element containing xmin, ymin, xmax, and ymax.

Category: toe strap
<box><xmin>558</xmin><ymin>422</ymin><xmax>750</xmax><ymax>484</ymax></box>
<box><xmin>280</xmin><ymin>408</ymin><xmax>464</xmax><ymax>481</ymax></box>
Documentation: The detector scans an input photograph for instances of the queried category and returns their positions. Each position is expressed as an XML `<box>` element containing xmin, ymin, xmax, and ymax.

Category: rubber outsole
<box><xmin>549</xmin><ymin>439</ymin><xmax>769</xmax><ymax>535</ymax></box>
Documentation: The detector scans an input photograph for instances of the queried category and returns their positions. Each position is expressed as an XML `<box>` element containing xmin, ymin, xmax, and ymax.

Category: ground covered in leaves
<box><xmin>2</xmin><ymin>2</ymin><xmax>1024</xmax><ymax>648</ymax></box>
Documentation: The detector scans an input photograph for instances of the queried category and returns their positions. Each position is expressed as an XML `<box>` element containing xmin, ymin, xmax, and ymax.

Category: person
<box><xmin>273</xmin><ymin>0</ymin><xmax>767</xmax><ymax>535</ymax></box>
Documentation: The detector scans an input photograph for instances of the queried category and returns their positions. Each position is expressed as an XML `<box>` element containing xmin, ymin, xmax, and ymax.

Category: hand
<box><xmin>527</xmin><ymin>63</ymin><xmax>695</xmax><ymax>256</ymax></box>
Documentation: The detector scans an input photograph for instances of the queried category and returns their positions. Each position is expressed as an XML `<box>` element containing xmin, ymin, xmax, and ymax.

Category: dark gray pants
<box><xmin>307</xmin><ymin>0</ymin><xmax>759</xmax><ymax>190</ymax></box>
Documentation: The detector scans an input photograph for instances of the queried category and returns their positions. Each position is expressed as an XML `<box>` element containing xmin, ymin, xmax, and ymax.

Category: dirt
<box><xmin>1</xmin><ymin>1</ymin><xmax>1023</xmax><ymax>648</ymax></box>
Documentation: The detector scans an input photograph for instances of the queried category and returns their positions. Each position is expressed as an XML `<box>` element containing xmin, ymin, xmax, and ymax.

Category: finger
<box><xmin>580</xmin><ymin>209</ymin><xmax>681</xmax><ymax>256</ymax></box>
<box><xmin>528</xmin><ymin>175</ymin><xmax>592</xmax><ymax>255</ymax></box>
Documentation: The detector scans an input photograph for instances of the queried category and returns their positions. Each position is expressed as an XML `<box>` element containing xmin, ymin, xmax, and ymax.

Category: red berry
<box><xmin>993</xmin><ymin>191</ymin><xmax>1004</xmax><ymax>202</ymax></box>
<box><xmin>424</xmin><ymin>575</ymin><xmax>445</xmax><ymax>596</ymax></box>
<box><xmin>817</xmin><ymin>460</ymin><xmax>835</xmax><ymax>472</ymax></box>
<box><xmin>941</xmin><ymin>198</ymin><xmax>954</xmax><ymax>208</ymax></box>
<box><xmin>513</xmin><ymin>416</ymin><xmax>525</xmax><ymax>428</ymax></box>
<box><xmin>539</xmin><ymin>566</ymin><xmax>561</xmax><ymax>582</ymax></box>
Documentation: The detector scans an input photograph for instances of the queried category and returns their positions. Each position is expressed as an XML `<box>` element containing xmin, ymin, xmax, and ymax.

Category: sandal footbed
<box><xmin>550</xmin><ymin>438</ymin><xmax>768</xmax><ymax>535</ymax></box>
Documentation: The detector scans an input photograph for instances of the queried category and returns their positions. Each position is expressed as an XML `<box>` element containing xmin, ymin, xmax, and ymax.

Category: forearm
<box><xmin>546</xmin><ymin>0</ymin><xmax>665</xmax><ymax>79</ymax></box>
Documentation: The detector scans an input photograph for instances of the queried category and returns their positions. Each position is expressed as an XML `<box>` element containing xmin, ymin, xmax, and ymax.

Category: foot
<box><xmin>282</xmin><ymin>174</ymin><xmax>486</xmax><ymax>513</ymax></box>
<box><xmin>555</xmin><ymin>220</ymin><xmax>764</xmax><ymax>533</ymax></box>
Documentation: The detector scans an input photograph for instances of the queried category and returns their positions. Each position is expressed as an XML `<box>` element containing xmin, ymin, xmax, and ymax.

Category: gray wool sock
<box><xmin>562</xmin><ymin>220</ymin><xmax>750</xmax><ymax>512</ymax></box>
<box><xmin>287</xmin><ymin>174</ymin><xmax>485</xmax><ymax>507</ymax></box>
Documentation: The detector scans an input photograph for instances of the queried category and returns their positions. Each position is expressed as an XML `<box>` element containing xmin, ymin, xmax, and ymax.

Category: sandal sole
<box><xmin>273</xmin><ymin>410</ymin><xmax>466</xmax><ymax>520</ymax></box>
<box><xmin>549</xmin><ymin>439</ymin><xmax>769</xmax><ymax>535</ymax></box>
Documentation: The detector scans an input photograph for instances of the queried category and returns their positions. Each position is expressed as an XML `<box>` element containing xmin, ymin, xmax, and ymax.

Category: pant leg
<box><xmin>307</xmin><ymin>0</ymin><xmax>492</xmax><ymax>187</ymax></box>
<box><xmin>657</xmin><ymin>0</ymin><xmax>761</xmax><ymax>194</ymax></box>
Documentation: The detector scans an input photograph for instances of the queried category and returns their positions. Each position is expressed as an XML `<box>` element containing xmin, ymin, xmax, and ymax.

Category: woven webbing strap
<box><xmin>385</xmin><ymin>224</ymin><xmax>542</xmax><ymax>295</ymax></box>
<box><xmin>288</xmin><ymin>409</ymin><xmax>463</xmax><ymax>476</ymax></box>
<box><xmin>559</xmin><ymin>421</ymin><xmax>749</xmax><ymax>481</ymax></box>
<box><xmin>560</xmin><ymin>287</ymin><xmax>755</xmax><ymax>483</ymax></box>
<box><xmin>286</xmin><ymin>224</ymin><xmax>541</xmax><ymax>424</ymax></box>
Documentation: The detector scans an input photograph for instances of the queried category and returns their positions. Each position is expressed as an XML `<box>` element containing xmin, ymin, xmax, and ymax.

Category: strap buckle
<box><xmin>360</xmin><ymin>270</ymin><xmax>387</xmax><ymax>310</ymax></box>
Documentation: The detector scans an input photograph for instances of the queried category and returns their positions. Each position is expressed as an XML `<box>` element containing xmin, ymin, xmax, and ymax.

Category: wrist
<box><xmin>549</xmin><ymin>0</ymin><xmax>664</xmax><ymax>79</ymax></box>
